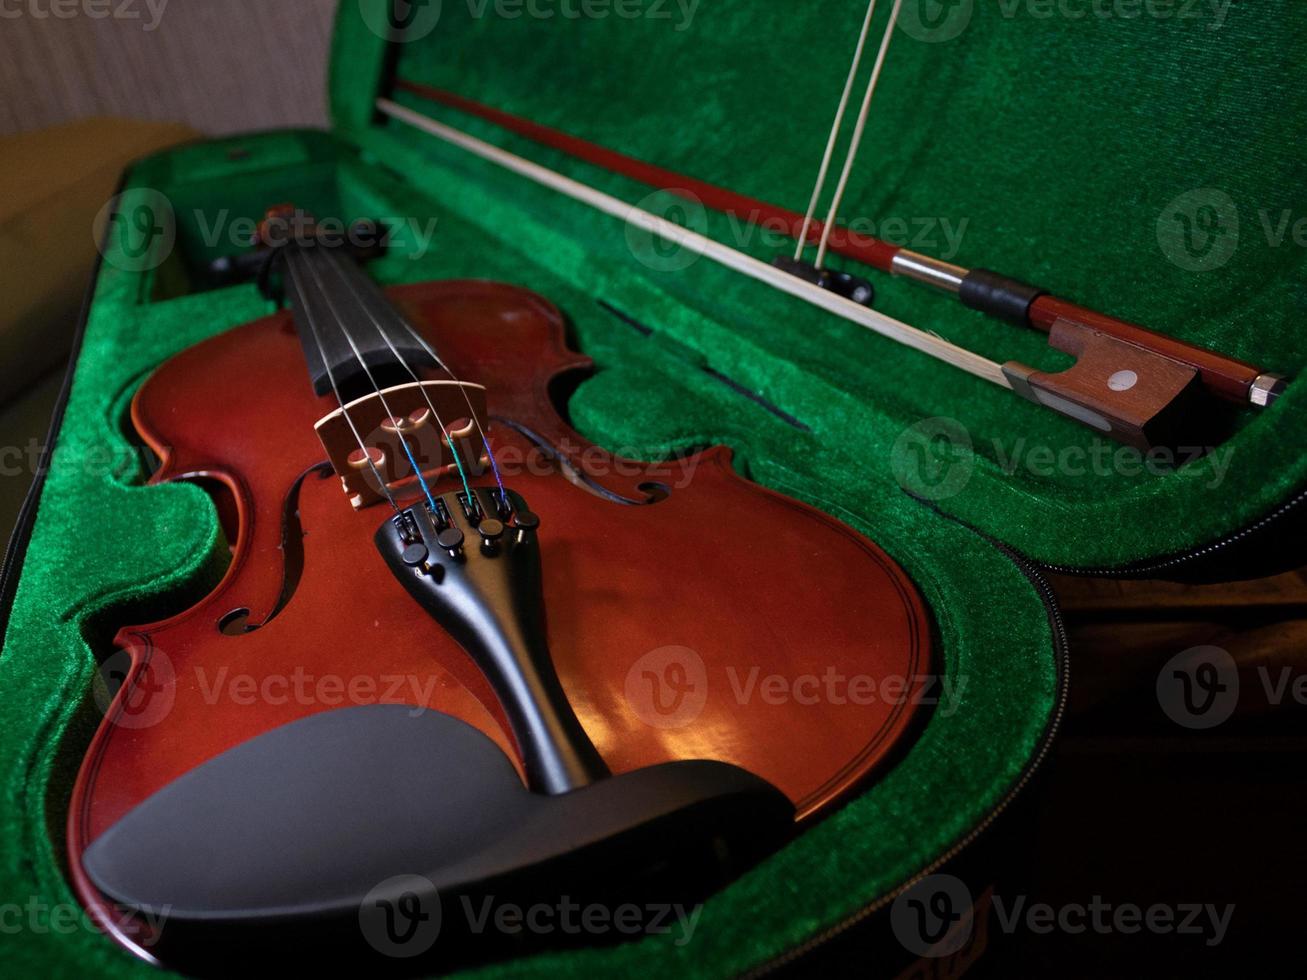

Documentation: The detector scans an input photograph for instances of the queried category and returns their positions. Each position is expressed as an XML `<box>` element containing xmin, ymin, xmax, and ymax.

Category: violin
<box><xmin>68</xmin><ymin>207</ymin><xmax>931</xmax><ymax>969</ymax></box>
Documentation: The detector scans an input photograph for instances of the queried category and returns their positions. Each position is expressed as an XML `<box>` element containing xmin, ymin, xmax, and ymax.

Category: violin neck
<box><xmin>280</xmin><ymin>245</ymin><xmax>435</xmax><ymax>402</ymax></box>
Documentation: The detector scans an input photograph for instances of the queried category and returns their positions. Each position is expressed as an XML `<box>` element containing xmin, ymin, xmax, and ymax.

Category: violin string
<box><xmin>793</xmin><ymin>0</ymin><xmax>879</xmax><ymax>263</ymax></box>
<box><xmin>814</xmin><ymin>0</ymin><xmax>904</xmax><ymax>270</ymax></box>
<box><xmin>404</xmin><ymin>327</ymin><xmax>509</xmax><ymax>504</ymax></box>
<box><xmin>330</xmin><ymin>253</ymin><xmax>509</xmax><ymax>503</ymax></box>
<box><xmin>299</xmin><ymin>248</ymin><xmax>443</xmax><ymax>514</ymax></box>
<box><xmin>322</xmin><ymin>249</ymin><xmax>483</xmax><ymax>508</ymax></box>
<box><xmin>283</xmin><ymin>252</ymin><xmax>401</xmax><ymax>512</ymax></box>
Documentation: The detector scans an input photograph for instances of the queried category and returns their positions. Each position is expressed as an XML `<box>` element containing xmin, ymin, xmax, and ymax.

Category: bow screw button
<box><xmin>478</xmin><ymin>519</ymin><xmax>505</xmax><ymax>547</ymax></box>
<box><xmin>436</xmin><ymin>527</ymin><xmax>465</xmax><ymax>556</ymax></box>
<box><xmin>401</xmin><ymin>543</ymin><xmax>428</xmax><ymax>567</ymax></box>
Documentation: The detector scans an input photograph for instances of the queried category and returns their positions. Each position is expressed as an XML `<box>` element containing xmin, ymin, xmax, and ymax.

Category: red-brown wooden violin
<box><xmin>68</xmin><ymin>207</ymin><xmax>932</xmax><ymax>970</ymax></box>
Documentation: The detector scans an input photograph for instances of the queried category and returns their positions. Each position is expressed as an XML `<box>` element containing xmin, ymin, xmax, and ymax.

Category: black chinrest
<box><xmin>83</xmin><ymin>703</ymin><xmax>793</xmax><ymax>971</ymax></box>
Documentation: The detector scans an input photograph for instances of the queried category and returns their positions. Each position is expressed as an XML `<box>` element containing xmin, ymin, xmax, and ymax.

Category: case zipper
<box><xmin>1039</xmin><ymin>484</ymin><xmax>1307</xmax><ymax>578</ymax></box>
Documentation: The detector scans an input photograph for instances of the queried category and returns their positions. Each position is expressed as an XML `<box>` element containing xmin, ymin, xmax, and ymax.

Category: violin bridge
<box><xmin>314</xmin><ymin>380</ymin><xmax>490</xmax><ymax>509</ymax></box>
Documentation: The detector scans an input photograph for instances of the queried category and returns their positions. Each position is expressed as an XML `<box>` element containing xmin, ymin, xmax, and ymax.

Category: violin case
<box><xmin>2</xmin><ymin>2</ymin><xmax>1304</xmax><ymax>976</ymax></box>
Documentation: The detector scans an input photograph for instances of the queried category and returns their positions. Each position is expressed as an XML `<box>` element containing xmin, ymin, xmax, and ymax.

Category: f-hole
<box><xmin>491</xmin><ymin>416</ymin><xmax>676</xmax><ymax>507</ymax></box>
<box><xmin>638</xmin><ymin>482</ymin><xmax>671</xmax><ymax>504</ymax></box>
<box><xmin>218</xmin><ymin>608</ymin><xmax>251</xmax><ymax>636</ymax></box>
<box><xmin>212</xmin><ymin>462</ymin><xmax>332</xmax><ymax>635</ymax></box>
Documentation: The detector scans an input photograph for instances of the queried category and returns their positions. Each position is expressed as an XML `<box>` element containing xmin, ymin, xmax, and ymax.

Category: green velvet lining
<box><xmin>0</xmin><ymin>133</ymin><xmax>1058</xmax><ymax>976</ymax></box>
<box><xmin>357</xmin><ymin>0</ymin><xmax>1307</xmax><ymax>568</ymax></box>
<box><xmin>3</xmin><ymin>1</ymin><xmax>1302</xmax><ymax>975</ymax></box>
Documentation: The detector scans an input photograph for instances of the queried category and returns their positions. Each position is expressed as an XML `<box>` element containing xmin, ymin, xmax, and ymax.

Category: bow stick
<box><xmin>376</xmin><ymin>90</ymin><xmax>1283</xmax><ymax>451</ymax></box>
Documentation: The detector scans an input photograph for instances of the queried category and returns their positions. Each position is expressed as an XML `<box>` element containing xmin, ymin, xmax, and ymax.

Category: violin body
<box><xmin>69</xmin><ymin>277</ymin><xmax>930</xmax><ymax>959</ymax></box>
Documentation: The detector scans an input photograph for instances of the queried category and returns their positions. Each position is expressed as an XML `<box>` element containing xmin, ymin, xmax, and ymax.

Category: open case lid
<box><xmin>328</xmin><ymin>0</ymin><xmax>1307</xmax><ymax>574</ymax></box>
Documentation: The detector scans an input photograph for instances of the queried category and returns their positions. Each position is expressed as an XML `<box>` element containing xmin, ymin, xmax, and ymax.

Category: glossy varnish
<box><xmin>68</xmin><ymin>280</ymin><xmax>932</xmax><ymax>946</ymax></box>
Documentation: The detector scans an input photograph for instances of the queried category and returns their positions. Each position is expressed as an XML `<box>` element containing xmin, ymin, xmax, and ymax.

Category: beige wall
<box><xmin>0</xmin><ymin>0</ymin><xmax>339</xmax><ymax>136</ymax></box>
